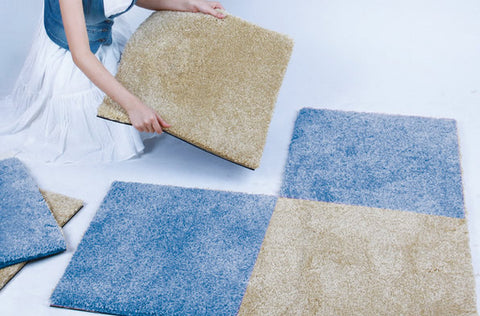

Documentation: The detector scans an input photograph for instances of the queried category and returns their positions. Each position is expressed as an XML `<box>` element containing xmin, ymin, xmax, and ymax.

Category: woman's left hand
<box><xmin>188</xmin><ymin>0</ymin><xmax>226</xmax><ymax>19</ymax></box>
<box><xmin>136</xmin><ymin>0</ymin><xmax>226</xmax><ymax>19</ymax></box>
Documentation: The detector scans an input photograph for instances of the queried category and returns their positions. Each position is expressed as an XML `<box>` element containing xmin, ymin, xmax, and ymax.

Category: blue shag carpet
<box><xmin>50</xmin><ymin>182</ymin><xmax>276</xmax><ymax>315</ymax></box>
<box><xmin>0</xmin><ymin>158</ymin><xmax>66</xmax><ymax>269</ymax></box>
<box><xmin>280</xmin><ymin>108</ymin><xmax>464</xmax><ymax>218</ymax></box>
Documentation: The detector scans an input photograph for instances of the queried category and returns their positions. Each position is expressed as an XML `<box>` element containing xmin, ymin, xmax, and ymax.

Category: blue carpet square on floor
<box><xmin>50</xmin><ymin>182</ymin><xmax>277</xmax><ymax>315</ymax></box>
<box><xmin>280</xmin><ymin>108</ymin><xmax>464</xmax><ymax>218</ymax></box>
<box><xmin>0</xmin><ymin>158</ymin><xmax>66</xmax><ymax>269</ymax></box>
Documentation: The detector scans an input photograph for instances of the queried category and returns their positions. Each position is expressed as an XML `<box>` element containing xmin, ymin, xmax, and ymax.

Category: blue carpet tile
<box><xmin>280</xmin><ymin>108</ymin><xmax>464</xmax><ymax>218</ymax></box>
<box><xmin>0</xmin><ymin>158</ymin><xmax>66</xmax><ymax>269</ymax></box>
<box><xmin>51</xmin><ymin>182</ymin><xmax>276</xmax><ymax>315</ymax></box>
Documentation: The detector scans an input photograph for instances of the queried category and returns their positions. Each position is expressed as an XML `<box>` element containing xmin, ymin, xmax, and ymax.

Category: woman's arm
<box><xmin>59</xmin><ymin>0</ymin><xmax>170</xmax><ymax>134</ymax></box>
<box><xmin>136</xmin><ymin>0</ymin><xmax>225</xmax><ymax>19</ymax></box>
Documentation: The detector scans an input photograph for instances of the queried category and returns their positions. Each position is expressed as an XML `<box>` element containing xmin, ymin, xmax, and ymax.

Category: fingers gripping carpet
<box><xmin>50</xmin><ymin>182</ymin><xmax>276</xmax><ymax>315</ymax></box>
<box><xmin>0</xmin><ymin>158</ymin><xmax>66</xmax><ymax>269</ymax></box>
<box><xmin>0</xmin><ymin>191</ymin><xmax>83</xmax><ymax>290</ymax></box>
<box><xmin>97</xmin><ymin>11</ymin><xmax>293</xmax><ymax>169</ymax></box>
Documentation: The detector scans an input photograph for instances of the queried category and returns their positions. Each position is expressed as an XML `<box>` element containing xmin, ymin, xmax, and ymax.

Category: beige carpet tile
<box><xmin>98</xmin><ymin>11</ymin><xmax>293</xmax><ymax>169</ymax></box>
<box><xmin>0</xmin><ymin>191</ymin><xmax>83</xmax><ymax>290</ymax></box>
<box><xmin>39</xmin><ymin>190</ymin><xmax>84</xmax><ymax>227</ymax></box>
<box><xmin>239</xmin><ymin>198</ymin><xmax>477</xmax><ymax>316</ymax></box>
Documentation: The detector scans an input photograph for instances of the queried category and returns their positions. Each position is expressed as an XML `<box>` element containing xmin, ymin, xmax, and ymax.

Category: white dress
<box><xmin>0</xmin><ymin>0</ymin><xmax>145</xmax><ymax>164</ymax></box>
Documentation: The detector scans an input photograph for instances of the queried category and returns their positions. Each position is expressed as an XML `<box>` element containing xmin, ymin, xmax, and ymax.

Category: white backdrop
<box><xmin>1</xmin><ymin>1</ymin><xmax>479</xmax><ymax>314</ymax></box>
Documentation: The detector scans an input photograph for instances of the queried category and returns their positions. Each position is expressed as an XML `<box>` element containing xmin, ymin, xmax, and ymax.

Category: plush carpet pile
<box><xmin>97</xmin><ymin>11</ymin><xmax>293</xmax><ymax>169</ymax></box>
<box><xmin>239</xmin><ymin>198</ymin><xmax>477</xmax><ymax>315</ymax></box>
<box><xmin>50</xmin><ymin>182</ymin><xmax>276</xmax><ymax>315</ymax></box>
<box><xmin>240</xmin><ymin>108</ymin><xmax>475</xmax><ymax>314</ymax></box>
<box><xmin>49</xmin><ymin>108</ymin><xmax>476</xmax><ymax>314</ymax></box>
<box><xmin>0</xmin><ymin>191</ymin><xmax>83</xmax><ymax>290</ymax></box>
<box><xmin>39</xmin><ymin>190</ymin><xmax>84</xmax><ymax>227</ymax></box>
<box><xmin>280</xmin><ymin>108</ymin><xmax>465</xmax><ymax>218</ymax></box>
<box><xmin>0</xmin><ymin>158</ymin><xmax>66</xmax><ymax>269</ymax></box>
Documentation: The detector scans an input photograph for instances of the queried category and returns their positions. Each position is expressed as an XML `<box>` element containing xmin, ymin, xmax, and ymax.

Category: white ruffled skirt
<box><xmin>0</xmin><ymin>14</ymin><xmax>144</xmax><ymax>164</ymax></box>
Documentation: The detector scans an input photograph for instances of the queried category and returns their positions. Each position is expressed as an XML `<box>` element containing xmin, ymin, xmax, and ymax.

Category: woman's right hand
<box><xmin>125</xmin><ymin>98</ymin><xmax>171</xmax><ymax>134</ymax></box>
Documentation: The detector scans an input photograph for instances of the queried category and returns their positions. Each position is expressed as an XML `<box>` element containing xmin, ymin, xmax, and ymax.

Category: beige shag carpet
<box><xmin>98</xmin><ymin>11</ymin><xmax>293</xmax><ymax>169</ymax></box>
<box><xmin>239</xmin><ymin>198</ymin><xmax>477</xmax><ymax>315</ymax></box>
<box><xmin>0</xmin><ymin>191</ymin><xmax>83</xmax><ymax>290</ymax></box>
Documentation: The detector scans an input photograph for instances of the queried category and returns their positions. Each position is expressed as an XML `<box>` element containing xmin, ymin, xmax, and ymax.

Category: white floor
<box><xmin>1</xmin><ymin>1</ymin><xmax>479</xmax><ymax>315</ymax></box>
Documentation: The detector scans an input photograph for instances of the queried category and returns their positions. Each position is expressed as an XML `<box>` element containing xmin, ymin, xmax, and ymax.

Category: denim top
<box><xmin>44</xmin><ymin>0</ymin><xmax>136</xmax><ymax>54</ymax></box>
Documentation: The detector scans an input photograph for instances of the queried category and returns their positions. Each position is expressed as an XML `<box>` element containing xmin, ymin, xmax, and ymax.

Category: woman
<box><xmin>0</xmin><ymin>0</ymin><xmax>224</xmax><ymax>163</ymax></box>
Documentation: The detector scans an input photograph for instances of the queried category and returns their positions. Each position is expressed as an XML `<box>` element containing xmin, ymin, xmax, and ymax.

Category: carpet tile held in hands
<box><xmin>98</xmin><ymin>11</ymin><xmax>293</xmax><ymax>169</ymax></box>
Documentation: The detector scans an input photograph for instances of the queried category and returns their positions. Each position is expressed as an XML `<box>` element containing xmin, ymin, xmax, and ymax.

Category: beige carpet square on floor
<box><xmin>98</xmin><ymin>11</ymin><xmax>293</xmax><ymax>169</ymax></box>
<box><xmin>239</xmin><ymin>198</ymin><xmax>477</xmax><ymax>315</ymax></box>
<box><xmin>0</xmin><ymin>191</ymin><xmax>83</xmax><ymax>290</ymax></box>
